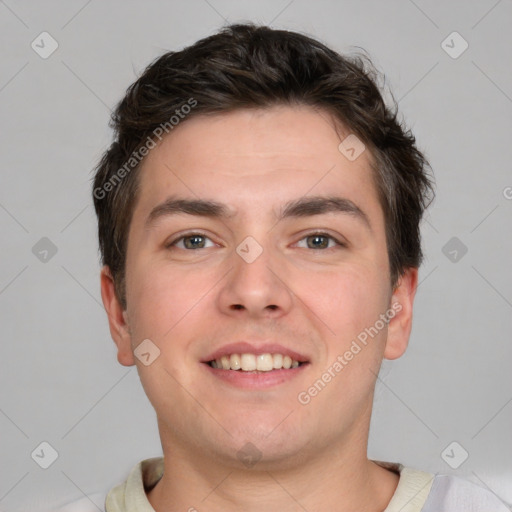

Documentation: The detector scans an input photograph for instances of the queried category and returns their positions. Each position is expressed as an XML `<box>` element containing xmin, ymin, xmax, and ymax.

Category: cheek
<box><xmin>126</xmin><ymin>257</ymin><xmax>218</xmax><ymax>341</ymax></box>
<box><xmin>293</xmin><ymin>269</ymin><xmax>390</xmax><ymax>427</ymax></box>
<box><xmin>306</xmin><ymin>266</ymin><xmax>388</xmax><ymax>336</ymax></box>
<box><xmin>125</xmin><ymin>262</ymin><xmax>213</xmax><ymax>401</ymax></box>
<box><xmin>124</xmin><ymin>223</ymin><xmax>182</xmax><ymax>335</ymax></box>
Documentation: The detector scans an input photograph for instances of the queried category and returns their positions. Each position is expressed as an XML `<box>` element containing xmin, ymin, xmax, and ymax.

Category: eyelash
<box><xmin>167</xmin><ymin>231</ymin><xmax>346</xmax><ymax>250</ymax></box>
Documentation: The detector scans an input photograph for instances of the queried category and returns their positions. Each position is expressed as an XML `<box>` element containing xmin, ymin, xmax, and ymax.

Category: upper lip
<box><xmin>202</xmin><ymin>342</ymin><xmax>309</xmax><ymax>363</ymax></box>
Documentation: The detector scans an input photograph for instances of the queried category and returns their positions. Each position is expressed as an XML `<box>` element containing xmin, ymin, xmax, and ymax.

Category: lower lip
<box><xmin>202</xmin><ymin>362</ymin><xmax>309</xmax><ymax>389</ymax></box>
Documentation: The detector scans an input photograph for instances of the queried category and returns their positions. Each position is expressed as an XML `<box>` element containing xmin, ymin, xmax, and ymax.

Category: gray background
<box><xmin>0</xmin><ymin>0</ymin><xmax>511</xmax><ymax>510</ymax></box>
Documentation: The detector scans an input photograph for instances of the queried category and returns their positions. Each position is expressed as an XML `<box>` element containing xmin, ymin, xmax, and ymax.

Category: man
<box><xmin>78</xmin><ymin>23</ymin><xmax>508</xmax><ymax>511</ymax></box>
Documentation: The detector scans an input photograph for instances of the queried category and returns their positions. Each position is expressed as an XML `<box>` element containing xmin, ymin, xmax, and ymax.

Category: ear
<box><xmin>383</xmin><ymin>267</ymin><xmax>418</xmax><ymax>360</ymax></box>
<box><xmin>100</xmin><ymin>266</ymin><xmax>135</xmax><ymax>366</ymax></box>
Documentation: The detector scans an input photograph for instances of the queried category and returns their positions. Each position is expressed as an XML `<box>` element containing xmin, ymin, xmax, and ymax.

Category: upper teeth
<box><xmin>209</xmin><ymin>353</ymin><xmax>301</xmax><ymax>371</ymax></box>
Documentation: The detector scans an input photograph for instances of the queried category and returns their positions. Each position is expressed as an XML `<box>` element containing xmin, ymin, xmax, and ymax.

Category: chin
<box><xmin>216</xmin><ymin>422</ymin><xmax>310</xmax><ymax>466</ymax></box>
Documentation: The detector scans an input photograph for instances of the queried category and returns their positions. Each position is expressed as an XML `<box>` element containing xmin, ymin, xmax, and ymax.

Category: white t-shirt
<box><xmin>57</xmin><ymin>457</ymin><xmax>510</xmax><ymax>512</ymax></box>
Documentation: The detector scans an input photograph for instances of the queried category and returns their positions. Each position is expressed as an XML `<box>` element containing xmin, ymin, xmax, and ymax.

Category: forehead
<box><xmin>133</xmin><ymin>106</ymin><xmax>382</xmax><ymax>225</ymax></box>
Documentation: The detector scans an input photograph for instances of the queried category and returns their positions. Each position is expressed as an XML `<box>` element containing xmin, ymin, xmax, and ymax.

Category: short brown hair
<box><xmin>92</xmin><ymin>23</ymin><xmax>434</xmax><ymax>309</ymax></box>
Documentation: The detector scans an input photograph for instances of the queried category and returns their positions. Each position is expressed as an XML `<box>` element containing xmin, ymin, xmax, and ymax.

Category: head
<box><xmin>93</xmin><ymin>24</ymin><xmax>434</xmax><ymax>467</ymax></box>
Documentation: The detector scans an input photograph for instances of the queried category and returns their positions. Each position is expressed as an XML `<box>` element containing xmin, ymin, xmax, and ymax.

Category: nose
<box><xmin>216</xmin><ymin>237</ymin><xmax>294</xmax><ymax>320</ymax></box>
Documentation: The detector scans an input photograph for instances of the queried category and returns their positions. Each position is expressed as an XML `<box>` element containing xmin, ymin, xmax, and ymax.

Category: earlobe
<box><xmin>100</xmin><ymin>266</ymin><xmax>135</xmax><ymax>366</ymax></box>
<box><xmin>383</xmin><ymin>268</ymin><xmax>418</xmax><ymax>360</ymax></box>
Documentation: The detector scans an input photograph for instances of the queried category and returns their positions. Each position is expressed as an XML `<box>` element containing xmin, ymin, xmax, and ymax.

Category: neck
<box><xmin>147</xmin><ymin>418</ymin><xmax>399</xmax><ymax>512</ymax></box>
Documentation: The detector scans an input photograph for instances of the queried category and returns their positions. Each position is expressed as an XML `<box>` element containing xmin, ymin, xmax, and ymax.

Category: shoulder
<box><xmin>423</xmin><ymin>473</ymin><xmax>510</xmax><ymax>512</ymax></box>
<box><xmin>376</xmin><ymin>460</ymin><xmax>510</xmax><ymax>512</ymax></box>
<box><xmin>56</xmin><ymin>457</ymin><xmax>163</xmax><ymax>512</ymax></box>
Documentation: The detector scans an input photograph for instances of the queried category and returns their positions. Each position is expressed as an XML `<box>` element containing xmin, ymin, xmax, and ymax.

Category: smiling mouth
<box><xmin>207</xmin><ymin>353</ymin><xmax>307</xmax><ymax>371</ymax></box>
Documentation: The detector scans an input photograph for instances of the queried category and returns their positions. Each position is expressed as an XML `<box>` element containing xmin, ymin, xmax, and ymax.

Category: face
<box><xmin>101</xmin><ymin>105</ymin><xmax>417</xmax><ymax>469</ymax></box>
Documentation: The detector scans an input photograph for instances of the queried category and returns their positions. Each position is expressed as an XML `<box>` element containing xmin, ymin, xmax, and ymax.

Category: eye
<box><xmin>167</xmin><ymin>233</ymin><xmax>216</xmax><ymax>250</ymax></box>
<box><xmin>295</xmin><ymin>232</ymin><xmax>345</xmax><ymax>250</ymax></box>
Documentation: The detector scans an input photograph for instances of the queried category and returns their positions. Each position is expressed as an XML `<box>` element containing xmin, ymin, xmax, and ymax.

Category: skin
<box><xmin>101</xmin><ymin>105</ymin><xmax>418</xmax><ymax>512</ymax></box>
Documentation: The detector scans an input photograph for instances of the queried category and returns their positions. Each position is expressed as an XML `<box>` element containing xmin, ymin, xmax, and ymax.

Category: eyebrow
<box><xmin>145</xmin><ymin>195</ymin><xmax>371</xmax><ymax>230</ymax></box>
